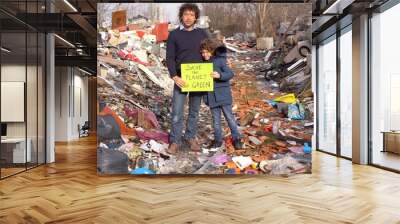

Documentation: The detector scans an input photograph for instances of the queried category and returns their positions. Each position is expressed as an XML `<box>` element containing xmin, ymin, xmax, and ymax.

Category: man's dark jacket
<box><xmin>166</xmin><ymin>27</ymin><xmax>209</xmax><ymax>77</ymax></box>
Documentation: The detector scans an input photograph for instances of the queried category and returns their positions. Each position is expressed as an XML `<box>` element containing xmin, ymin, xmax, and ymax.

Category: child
<box><xmin>200</xmin><ymin>38</ymin><xmax>243</xmax><ymax>150</ymax></box>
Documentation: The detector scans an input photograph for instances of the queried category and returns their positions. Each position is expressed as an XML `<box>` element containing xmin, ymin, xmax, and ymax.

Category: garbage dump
<box><xmin>97</xmin><ymin>9</ymin><xmax>313</xmax><ymax>176</ymax></box>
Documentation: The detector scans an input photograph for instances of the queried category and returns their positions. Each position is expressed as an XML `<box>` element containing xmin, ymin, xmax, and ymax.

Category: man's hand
<box><xmin>172</xmin><ymin>76</ymin><xmax>186</xmax><ymax>88</ymax></box>
<box><xmin>212</xmin><ymin>71</ymin><xmax>220</xmax><ymax>79</ymax></box>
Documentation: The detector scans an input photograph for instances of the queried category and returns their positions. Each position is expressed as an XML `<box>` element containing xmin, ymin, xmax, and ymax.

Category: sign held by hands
<box><xmin>181</xmin><ymin>63</ymin><xmax>213</xmax><ymax>92</ymax></box>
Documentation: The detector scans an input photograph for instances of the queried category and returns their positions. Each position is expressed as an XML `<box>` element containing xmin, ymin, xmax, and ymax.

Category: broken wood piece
<box><xmin>98</xmin><ymin>55</ymin><xmax>128</xmax><ymax>69</ymax></box>
<box><xmin>240</xmin><ymin>112</ymin><xmax>255</xmax><ymax>126</ymax></box>
<box><xmin>225</xmin><ymin>42</ymin><xmax>247</xmax><ymax>53</ymax></box>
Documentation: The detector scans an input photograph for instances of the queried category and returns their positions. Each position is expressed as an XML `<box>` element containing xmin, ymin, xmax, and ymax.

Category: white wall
<box><xmin>1</xmin><ymin>65</ymin><xmax>26</xmax><ymax>139</ymax></box>
<box><xmin>54</xmin><ymin>67</ymin><xmax>89</xmax><ymax>141</ymax></box>
<box><xmin>55</xmin><ymin>66</ymin><xmax>69</xmax><ymax>141</ymax></box>
<box><xmin>72</xmin><ymin>73</ymin><xmax>89</xmax><ymax>138</ymax></box>
<box><xmin>1</xmin><ymin>63</ymin><xmax>46</xmax><ymax>164</ymax></box>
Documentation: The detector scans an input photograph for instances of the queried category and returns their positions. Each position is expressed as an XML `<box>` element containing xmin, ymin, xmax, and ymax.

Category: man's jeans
<box><xmin>211</xmin><ymin>104</ymin><xmax>241</xmax><ymax>143</ymax></box>
<box><xmin>169</xmin><ymin>85</ymin><xmax>203</xmax><ymax>144</ymax></box>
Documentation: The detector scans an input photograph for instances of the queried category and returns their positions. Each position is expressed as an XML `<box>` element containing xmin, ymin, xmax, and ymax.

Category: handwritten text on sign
<box><xmin>181</xmin><ymin>63</ymin><xmax>213</xmax><ymax>92</ymax></box>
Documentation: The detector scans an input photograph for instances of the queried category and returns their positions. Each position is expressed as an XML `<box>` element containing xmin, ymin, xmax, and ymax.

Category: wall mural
<box><xmin>97</xmin><ymin>3</ymin><xmax>313</xmax><ymax>175</ymax></box>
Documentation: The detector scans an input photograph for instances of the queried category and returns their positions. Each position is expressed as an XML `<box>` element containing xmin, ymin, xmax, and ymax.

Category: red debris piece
<box><xmin>136</xmin><ymin>129</ymin><xmax>169</xmax><ymax>144</ymax></box>
<box><xmin>99</xmin><ymin>106</ymin><xmax>136</xmax><ymax>136</ymax></box>
<box><xmin>136</xmin><ymin>30</ymin><xmax>145</xmax><ymax>39</ymax></box>
<box><xmin>264</xmin><ymin>124</ymin><xmax>273</xmax><ymax>132</ymax></box>
<box><xmin>152</xmin><ymin>23</ymin><xmax>169</xmax><ymax>43</ymax></box>
<box><xmin>124</xmin><ymin>106</ymin><xmax>160</xmax><ymax>129</ymax></box>
<box><xmin>117</xmin><ymin>50</ymin><xmax>149</xmax><ymax>66</ymax></box>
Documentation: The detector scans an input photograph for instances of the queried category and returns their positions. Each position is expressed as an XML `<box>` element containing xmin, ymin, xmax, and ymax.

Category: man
<box><xmin>166</xmin><ymin>3</ymin><xmax>209</xmax><ymax>154</ymax></box>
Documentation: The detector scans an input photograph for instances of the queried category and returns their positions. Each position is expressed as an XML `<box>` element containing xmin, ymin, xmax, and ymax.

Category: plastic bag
<box><xmin>273</xmin><ymin>93</ymin><xmax>296</xmax><ymax>104</ymax></box>
<box><xmin>288</xmin><ymin>103</ymin><xmax>305</xmax><ymax>120</ymax></box>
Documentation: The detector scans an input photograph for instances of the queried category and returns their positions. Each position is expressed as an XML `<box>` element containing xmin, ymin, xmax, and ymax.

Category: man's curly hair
<box><xmin>178</xmin><ymin>3</ymin><xmax>200</xmax><ymax>24</ymax></box>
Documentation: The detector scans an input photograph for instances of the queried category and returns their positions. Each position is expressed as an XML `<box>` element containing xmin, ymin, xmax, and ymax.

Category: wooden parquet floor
<box><xmin>0</xmin><ymin>135</ymin><xmax>399</xmax><ymax>224</ymax></box>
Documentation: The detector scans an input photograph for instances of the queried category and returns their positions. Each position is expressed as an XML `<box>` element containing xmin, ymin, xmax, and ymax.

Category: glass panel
<box><xmin>27</xmin><ymin>31</ymin><xmax>38</xmax><ymax>169</ymax></box>
<box><xmin>1</xmin><ymin>31</ymin><xmax>27</xmax><ymax>177</ymax></box>
<box><xmin>339</xmin><ymin>27</ymin><xmax>352</xmax><ymax>158</ymax></box>
<box><xmin>0</xmin><ymin>1</ymin><xmax>46</xmax><ymax>178</ymax></box>
<box><xmin>26</xmin><ymin>0</ymin><xmax>38</xmax><ymax>169</ymax></box>
<box><xmin>371</xmin><ymin>4</ymin><xmax>400</xmax><ymax>171</ymax></box>
<box><xmin>317</xmin><ymin>35</ymin><xmax>337</xmax><ymax>154</ymax></box>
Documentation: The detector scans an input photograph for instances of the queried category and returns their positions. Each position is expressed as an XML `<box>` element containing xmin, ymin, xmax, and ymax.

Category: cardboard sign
<box><xmin>112</xmin><ymin>10</ymin><xmax>127</xmax><ymax>30</ymax></box>
<box><xmin>181</xmin><ymin>63</ymin><xmax>213</xmax><ymax>92</ymax></box>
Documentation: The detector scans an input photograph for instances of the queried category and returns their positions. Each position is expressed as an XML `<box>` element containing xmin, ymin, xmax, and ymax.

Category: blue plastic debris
<box><xmin>288</xmin><ymin>103</ymin><xmax>305</xmax><ymax>120</ymax></box>
<box><xmin>265</xmin><ymin>99</ymin><xmax>277</xmax><ymax>107</ymax></box>
<box><xmin>303</xmin><ymin>143</ymin><xmax>312</xmax><ymax>154</ymax></box>
<box><xmin>131</xmin><ymin>167</ymin><xmax>155</xmax><ymax>174</ymax></box>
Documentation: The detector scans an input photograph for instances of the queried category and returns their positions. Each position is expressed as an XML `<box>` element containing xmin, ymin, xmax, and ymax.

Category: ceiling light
<box><xmin>54</xmin><ymin>34</ymin><xmax>75</xmax><ymax>48</ymax></box>
<box><xmin>323</xmin><ymin>0</ymin><xmax>355</xmax><ymax>15</ymax></box>
<box><xmin>1</xmin><ymin>47</ymin><xmax>11</xmax><ymax>53</ymax></box>
<box><xmin>63</xmin><ymin>0</ymin><xmax>78</xmax><ymax>12</ymax></box>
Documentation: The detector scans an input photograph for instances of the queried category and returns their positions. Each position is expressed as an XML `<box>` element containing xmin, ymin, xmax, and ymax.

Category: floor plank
<box><xmin>0</xmin><ymin>135</ymin><xmax>399</xmax><ymax>224</ymax></box>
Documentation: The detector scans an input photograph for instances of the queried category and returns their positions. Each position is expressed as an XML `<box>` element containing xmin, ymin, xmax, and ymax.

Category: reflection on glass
<box><xmin>371</xmin><ymin>4</ymin><xmax>400</xmax><ymax>171</ymax></box>
<box><xmin>318</xmin><ymin>36</ymin><xmax>337</xmax><ymax>154</ymax></box>
<box><xmin>340</xmin><ymin>28</ymin><xmax>352</xmax><ymax>158</ymax></box>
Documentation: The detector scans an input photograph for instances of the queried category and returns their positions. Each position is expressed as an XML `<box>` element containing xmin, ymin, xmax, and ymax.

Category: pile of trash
<box><xmin>214</xmin><ymin>18</ymin><xmax>313</xmax><ymax>175</ymax></box>
<box><xmin>97</xmin><ymin>13</ymin><xmax>312</xmax><ymax>176</ymax></box>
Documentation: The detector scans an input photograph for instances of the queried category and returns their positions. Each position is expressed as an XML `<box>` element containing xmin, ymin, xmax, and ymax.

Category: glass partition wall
<box><xmin>317</xmin><ymin>35</ymin><xmax>337</xmax><ymax>155</ymax></box>
<box><xmin>0</xmin><ymin>1</ymin><xmax>46</xmax><ymax>179</ymax></box>
<box><xmin>370</xmin><ymin>3</ymin><xmax>400</xmax><ymax>171</ymax></box>
<box><xmin>339</xmin><ymin>26</ymin><xmax>352</xmax><ymax>159</ymax></box>
<box><xmin>316</xmin><ymin>25</ymin><xmax>353</xmax><ymax>159</ymax></box>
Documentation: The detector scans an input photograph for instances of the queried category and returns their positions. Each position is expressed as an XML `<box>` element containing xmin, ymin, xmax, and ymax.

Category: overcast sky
<box><xmin>159</xmin><ymin>3</ymin><xmax>181</xmax><ymax>22</ymax></box>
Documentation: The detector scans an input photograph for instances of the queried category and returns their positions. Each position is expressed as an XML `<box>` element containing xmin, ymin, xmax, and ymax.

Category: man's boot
<box><xmin>210</xmin><ymin>140</ymin><xmax>223</xmax><ymax>149</ymax></box>
<box><xmin>167</xmin><ymin>143</ymin><xmax>179</xmax><ymax>155</ymax></box>
<box><xmin>187</xmin><ymin>138</ymin><xmax>200</xmax><ymax>152</ymax></box>
<box><xmin>233</xmin><ymin>138</ymin><xmax>243</xmax><ymax>150</ymax></box>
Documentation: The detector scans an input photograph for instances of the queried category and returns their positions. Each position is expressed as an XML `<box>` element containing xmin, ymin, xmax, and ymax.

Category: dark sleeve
<box><xmin>166</xmin><ymin>31</ymin><xmax>177</xmax><ymax>77</ymax></box>
<box><xmin>218</xmin><ymin>59</ymin><xmax>234</xmax><ymax>81</ymax></box>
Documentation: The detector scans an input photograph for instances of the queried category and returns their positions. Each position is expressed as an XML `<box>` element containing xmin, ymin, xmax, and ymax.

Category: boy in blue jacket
<box><xmin>200</xmin><ymin>38</ymin><xmax>243</xmax><ymax>150</ymax></box>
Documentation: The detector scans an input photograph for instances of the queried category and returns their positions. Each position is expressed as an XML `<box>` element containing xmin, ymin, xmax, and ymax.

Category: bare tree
<box><xmin>202</xmin><ymin>2</ymin><xmax>311</xmax><ymax>44</ymax></box>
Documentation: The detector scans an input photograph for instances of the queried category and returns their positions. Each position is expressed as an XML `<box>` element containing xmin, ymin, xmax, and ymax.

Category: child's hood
<box><xmin>213</xmin><ymin>45</ymin><xmax>228</xmax><ymax>59</ymax></box>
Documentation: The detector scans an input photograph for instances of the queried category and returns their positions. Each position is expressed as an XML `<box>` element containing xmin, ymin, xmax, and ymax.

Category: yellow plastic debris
<box><xmin>273</xmin><ymin>93</ymin><xmax>296</xmax><ymax>104</ymax></box>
